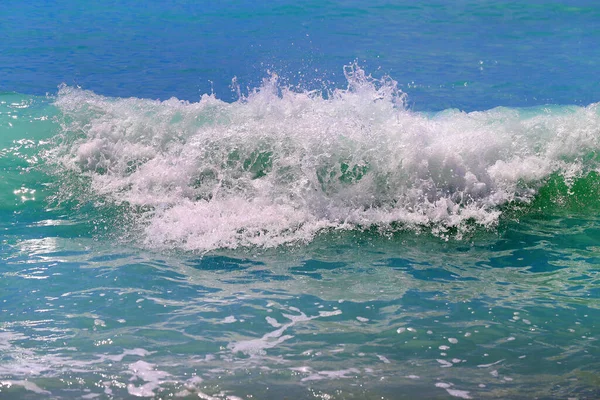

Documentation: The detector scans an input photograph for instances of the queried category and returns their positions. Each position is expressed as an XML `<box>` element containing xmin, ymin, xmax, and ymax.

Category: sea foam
<box><xmin>48</xmin><ymin>64</ymin><xmax>600</xmax><ymax>251</ymax></box>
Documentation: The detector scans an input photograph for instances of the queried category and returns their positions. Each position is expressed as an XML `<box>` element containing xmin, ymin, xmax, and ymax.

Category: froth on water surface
<box><xmin>2</xmin><ymin>67</ymin><xmax>600</xmax><ymax>399</ymax></box>
<box><xmin>44</xmin><ymin>64</ymin><xmax>600</xmax><ymax>252</ymax></box>
<box><xmin>1</xmin><ymin>214</ymin><xmax>599</xmax><ymax>399</ymax></box>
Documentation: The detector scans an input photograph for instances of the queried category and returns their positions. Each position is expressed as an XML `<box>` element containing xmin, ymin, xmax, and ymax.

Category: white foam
<box><xmin>0</xmin><ymin>380</ymin><xmax>50</xmax><ymax>395</ymax></box>
<box><xmin>300</xmin><ymin>368</ymin><xmax>360</xmax><ymax>382</ymax></box>
<box><xmin>477</xmin><ymin>359</ymin><xmax>504</xmax><ymax>368</ymax></box>
<box><xmin>265</xmin><ymin>316</ymin><xmax>281</xmax><ymax>327</ymax></box>
<box><xmin>318</xmin><ymin>310</ymin><xmax>342</xmax><ymax>317</ymax></box>
<box><xmin>104</xmin><ymin>348</ymin><xmax>151</xmax><ymax>362</ymax></box>
<box><xmin>197</xmin><ymin>391</ymin><xmax>220</xmax><ymax>400</ymax></box>
<box><xmin>50</xmin><ymin>66</ymin><xmax>600</xmax><ymax>251</ymax></box>
<box><xmin>228</xmin><ymin>308</ymin><xmax>339</xmax><ymax>355</ymax></box>
<box><xmin>126</xmin><ymin>360</ymin><xmax>170</xmax><ymax>398</ymax></box>
<box><xmin>376</xmin><ymin>354</ymin><xmax>391</xmax><ymax>364</ymax></box>
<box><xmin>435</xmin><ymin>382</ymin><xmax>472</xmax><ymax>399</ymax></box>
<box><xmin>446</xmin><ymin>389</ymin><xmax>472</xmax><ymax>399</ymax></box>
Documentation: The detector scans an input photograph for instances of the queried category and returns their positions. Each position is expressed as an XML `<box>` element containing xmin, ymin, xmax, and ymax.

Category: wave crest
<box><xmin>48</xmin><ymin>65</ymin><xmax>600</xmax><ymax>250</ymax></box>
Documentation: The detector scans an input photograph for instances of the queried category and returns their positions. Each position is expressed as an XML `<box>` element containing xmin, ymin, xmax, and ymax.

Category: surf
<box><xmin>5</xmin><ymin>65</ymin><xmax>596</xmax><ymax>251</ymax></box>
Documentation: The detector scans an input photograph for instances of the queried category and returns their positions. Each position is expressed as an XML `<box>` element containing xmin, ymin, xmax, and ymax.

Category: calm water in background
<box><xmin>1</xmin><ymin>1</ymin><xmax>600</xmax><ymax>399</ymax></box>
<box><xmin>3</xmin><ymin>0</ymin><xmax>600</xmax><ymax>110</ymax></box>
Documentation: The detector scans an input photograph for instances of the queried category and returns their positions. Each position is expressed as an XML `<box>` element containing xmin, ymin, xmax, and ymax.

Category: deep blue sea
<box><xmin>1</xmin><ymin>1</ymin><xmax>600</xmax><ymax>399</ymax></box>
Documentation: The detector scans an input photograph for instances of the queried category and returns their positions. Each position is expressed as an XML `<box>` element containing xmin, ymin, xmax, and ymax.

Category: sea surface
<box><xmin>1</xmin><ymin>1</ymin><xmax>600</xmax><ymax>399</ymax></box>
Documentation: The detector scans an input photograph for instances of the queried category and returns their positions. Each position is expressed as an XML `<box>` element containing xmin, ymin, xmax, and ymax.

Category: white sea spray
<box><xmin>48</xmin><ymin>65</ymin><xmax>600</xmax><ymax>251</ymax></box>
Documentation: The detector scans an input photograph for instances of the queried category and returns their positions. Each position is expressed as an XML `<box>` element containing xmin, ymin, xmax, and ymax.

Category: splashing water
<box><xmin>46</xmin><ymin>64</ymin><xmax>600</xmax><ymax>251</ymax></box>
<box><xmin>2</xmin><ymin>66</ymin><xmax>600</xmax><ymax>400</ymax></box>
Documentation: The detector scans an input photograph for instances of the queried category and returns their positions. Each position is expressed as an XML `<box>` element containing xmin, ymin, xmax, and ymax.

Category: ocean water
<box><xmin>1</xmin><ymin>1</ymin><xmax>600</xmax><ymax>399</ymax></box>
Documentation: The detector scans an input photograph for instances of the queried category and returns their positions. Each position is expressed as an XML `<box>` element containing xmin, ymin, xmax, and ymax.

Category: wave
<box><xmin>42</xmin><ymin>64</ymin><xmax>600</xmax><ymax>251</ymax></box>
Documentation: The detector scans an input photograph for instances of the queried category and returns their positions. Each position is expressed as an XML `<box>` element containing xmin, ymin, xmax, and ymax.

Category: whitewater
<box><xmin>23</xmin><ymin>65</ymin><xmax>596</xmax><ymax>252</ymax></box>
<box><xmin>3</xmin><ymin>70</ymin><xmax>600</xmax><ymax>399</ymax></box>
<box><xmin>2</xmin><ymin>1</ymin><xmax>600</xmax><ymax>399</ymax></box>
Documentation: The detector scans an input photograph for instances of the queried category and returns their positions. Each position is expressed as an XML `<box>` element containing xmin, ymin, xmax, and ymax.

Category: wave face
<box><xmin>48</xmin><ymin>66</ymin><xmax>600</xmax><ymax>251</ymax></box>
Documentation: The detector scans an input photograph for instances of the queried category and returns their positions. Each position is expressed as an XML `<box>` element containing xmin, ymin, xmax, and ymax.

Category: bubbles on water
<box><xmin>126</xmin><ymin>360</ymin><xmax>170</xmax><ymax>397</ymax></box>
<box><xmin>0</xmin><ymin>381</ymin><xmax>49</xmax><ymax>395</ymax></box>
<box><xmin>48</xmin><ymin>65</ymin><xmax>600</xmax><ymax>251</ymax></box>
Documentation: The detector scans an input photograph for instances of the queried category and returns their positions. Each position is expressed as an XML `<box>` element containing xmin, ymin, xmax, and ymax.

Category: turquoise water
<box><xmin>2</xmin><ymin>1</ymin><xmax>600</xmax><ymax>399</ymax></box>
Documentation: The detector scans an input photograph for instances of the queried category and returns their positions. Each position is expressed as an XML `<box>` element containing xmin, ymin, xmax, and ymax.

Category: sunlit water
<box><xmin>2</xmin><ymin>220</ymin><xmax>600</xmax><ymax>399</ymax></box>
<box><xmin>2</xmin><ymin>1</ymin><xmax>600</xmax><ymax>399</ymax></box>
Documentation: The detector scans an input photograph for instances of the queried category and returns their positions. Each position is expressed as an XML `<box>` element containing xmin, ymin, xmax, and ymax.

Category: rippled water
<box><xmin>2</xmin><ymin>1</ymin><xmax>600</xmax><ymax>399</ymax></box>
<box><xmin>2</xmin><ymin>214</ymin><xmax>599</xmax><ymax>398</ymax></box>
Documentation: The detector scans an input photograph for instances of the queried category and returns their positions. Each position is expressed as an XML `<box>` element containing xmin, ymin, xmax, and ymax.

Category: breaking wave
<box><xmin>46</xmin><ymin>64</ymin><xmax>600</xmax><ymax>251</ymax></box>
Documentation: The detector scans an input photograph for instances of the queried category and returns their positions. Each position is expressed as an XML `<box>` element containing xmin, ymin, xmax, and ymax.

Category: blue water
<box><xmin>1</xmin><ymin>1</ymin><xmax>600</xmax><ymax>399</ymax></box>
<box><xmin>3</xmin><ymin>1</ymin><xmax>600</xmax><ymax>110</ymax></box>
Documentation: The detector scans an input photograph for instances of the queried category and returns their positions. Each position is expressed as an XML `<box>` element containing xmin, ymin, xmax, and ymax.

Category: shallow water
<box><xmin>2</xmin><ymin>219</ymin><xmax>600</xmax><ymax>399</ymax></box>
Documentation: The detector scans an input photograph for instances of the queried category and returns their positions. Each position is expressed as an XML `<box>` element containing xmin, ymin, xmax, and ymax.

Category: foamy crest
<box><xmin>49</xmin><ymin>65</ymin><xmax>600</xmax><ymax>250</ymax></box>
